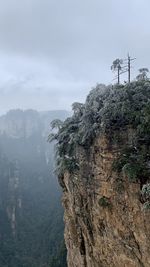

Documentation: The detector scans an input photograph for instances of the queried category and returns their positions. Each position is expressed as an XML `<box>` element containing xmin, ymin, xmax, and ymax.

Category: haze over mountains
<box><xmin>0</xmin><ymin>109</ymin><xmax>68</xmax><ymax>267</ymax></box>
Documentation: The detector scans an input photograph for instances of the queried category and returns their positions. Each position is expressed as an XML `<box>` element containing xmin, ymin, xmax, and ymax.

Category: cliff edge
<box><xmin>51</xmin><ymin>82</ymin><xmax>150</xmax><ymax>267</ymax></box>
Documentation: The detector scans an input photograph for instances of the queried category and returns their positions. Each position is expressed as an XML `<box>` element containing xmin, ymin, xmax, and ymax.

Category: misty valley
<box><xmin>0</xmin><ymin>1</ymin><xmax>150</xmax><ymax>266</ymax></box>
<box><xmin>0</xmin><ymin>109</ymin><xmax>68</xmax><ymax>267</ymax></box>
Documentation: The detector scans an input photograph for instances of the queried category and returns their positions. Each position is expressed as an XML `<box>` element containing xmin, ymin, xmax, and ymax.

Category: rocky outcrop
<box><xmin>51</xmin><ymin>82</ymin><xmax>150</xmax><ymax>266</ymax></box>
<box><xmin>62</xmin><ymin>133</ymin><xmax>150</xmax><ymax>267</ymax></box>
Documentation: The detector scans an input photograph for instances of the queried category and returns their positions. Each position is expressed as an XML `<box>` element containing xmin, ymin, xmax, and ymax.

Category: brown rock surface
<box><xmin>61</xmin><ymin>134</ymin><xmax>150</xmax><ymax>267</ymax></box>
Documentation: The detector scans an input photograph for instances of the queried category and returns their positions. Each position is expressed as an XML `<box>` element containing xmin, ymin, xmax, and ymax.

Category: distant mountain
<box><xmin>0</xmin><ymin>109</ymin><xmax>69</xmax><ymax>138</ymax></box>
<box><xmin>0</xmin><ymin>109</ymin><xmax>69</xmax><ymax>267</ymax></box>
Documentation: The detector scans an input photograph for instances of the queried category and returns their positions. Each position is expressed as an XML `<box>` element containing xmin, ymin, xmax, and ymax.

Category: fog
<box><xmin>0</xmin><ymin>0</ymin><xmax>150</xmax><ymax>113</ymax></box>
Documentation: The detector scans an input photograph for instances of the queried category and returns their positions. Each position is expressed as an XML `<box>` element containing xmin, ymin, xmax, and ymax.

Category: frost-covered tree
<box><xmin>136</xmin><ymin>68</ymin><xmax>149</xmax><ymax>81</ymax></box>
<box><xmin>47</xmin><ymin>119</ymin><xmax>63</xmax><ymax>142</ymax></box>
<box><xmin>49</xmin><ymin>81</ymin><xmax>150</xmax><ymax>185</ymax></box>
<box><xmin>50</xmin><ymin>119</ymin><xmax>63</xmax><ymax>130</ymax></box>
<box><xmin>72</xmin><ymin>102</ymin><xmax>84</xmax><ymax>116</ymax></box>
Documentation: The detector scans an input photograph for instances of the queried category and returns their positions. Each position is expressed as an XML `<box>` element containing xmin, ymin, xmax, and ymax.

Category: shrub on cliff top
<box><xmin>49</xmin><ymin>81</ymin><xmax>150</xmax><ymax>178</ymax></box>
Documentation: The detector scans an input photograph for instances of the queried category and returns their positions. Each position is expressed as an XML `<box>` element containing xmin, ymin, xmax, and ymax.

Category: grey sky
<box><xmin>0</xmin><ymin>0</ymin><xmax>150</xmax><ymax>113</ymax></box>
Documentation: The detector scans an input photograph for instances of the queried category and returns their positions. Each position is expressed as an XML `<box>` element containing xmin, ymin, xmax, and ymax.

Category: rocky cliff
<box><xmin>63</xmin><ymin>133</ymin><xmax>150</xmax><ymax>267</ymax></box>
<box><xmin>52</xmin><ymin>82</ymin><xmax>150</xmax><ymax>267</ymax></box>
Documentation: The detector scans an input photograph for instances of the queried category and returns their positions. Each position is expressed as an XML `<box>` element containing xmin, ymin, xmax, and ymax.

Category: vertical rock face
<box><xmin>6</xmin><ymin>160</ymin><xmax>21</xmax><ymax>237</ymax></box>
<box><xmin>62</xmin><ymin>134</ymin><xmax>150</xmax><ymax>267</ymax></box>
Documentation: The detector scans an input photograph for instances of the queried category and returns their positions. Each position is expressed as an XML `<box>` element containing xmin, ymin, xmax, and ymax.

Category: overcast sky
<box><xmin>0</xmin><ymin>0</ymin><xmax>150</xmax><ymax>113</ymax></box>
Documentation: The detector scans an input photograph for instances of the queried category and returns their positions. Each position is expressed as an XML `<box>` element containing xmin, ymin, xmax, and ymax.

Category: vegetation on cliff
<box><xmin>49</xmin><ymin>80</ymin><xmax>150</xmax><ymax>208</ymax></box>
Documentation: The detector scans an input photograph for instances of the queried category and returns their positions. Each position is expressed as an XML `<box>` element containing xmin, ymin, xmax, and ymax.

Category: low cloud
<box><xmin>0</xmin><ymin>0</ymin><xmax>150</xmax><ymax>113</ymax></box>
